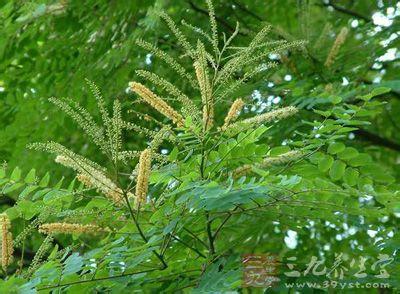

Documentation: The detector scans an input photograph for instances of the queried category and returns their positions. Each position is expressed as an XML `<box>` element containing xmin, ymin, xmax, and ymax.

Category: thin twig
<box><xmin>123</xmin><ymin>192</ymin><xmax>167</xmax><ymax>269</ymax></box>
<box><xmin>205</xmin><ymin>212</ymin><xmax>215</xmax><ymax>256</ymax></box>
<box><xmin>171</xmin><ymin>235</ymin><xmax>206</xmax><ymax>258</ymax></box>
<box><xmin>212</xmin><ymin>206</ymin><xmax>240</xmax><ymax>240</ymax></box>
<box><xmin>183</xmin><ymin>227</ymin><xmax>209</xmax><ymax>249</ymax></box>
<box><xmin>322</xmin><ymin>0</ymin><xmax>370</xmax><ymax>22</ymax></box>
<box><xmin>37</xmin><ymin>268</ymin><xmax>159</xmax><ymax>290</ymax></box>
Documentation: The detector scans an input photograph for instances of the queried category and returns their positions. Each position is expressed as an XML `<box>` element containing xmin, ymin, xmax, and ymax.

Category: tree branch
<box><xmin>171</xmin><ymin>235</ymin><xmax>206</xmax><ymax>258</ymax></box>
<box><xmin>37</xmin><ymin>268</ymin><xmax>159</xmax><ymax>290</ymax></box>
<box><xmin>205</xmin><ymin>212</ymin><xmax>215</xmax><ymax>256</ymax></box>
<box><xmin>355</xmin><ymin>129</ymin><xmax>400</xmax><ymax>151</ymax></box>
<box><xmin>212</xmin><ymin>206</ymin><xmax>240</xmax><ymax>240</ymax></box>
<box><xmin>232</xmin><ymin>0</ymin><xmax>263</xmax><ymax>21</ymax></box>
<box><xmin>123</xmin><ymin>193</ymin><xmax>167</xmax><ymax>269</ymax></box>
<box><xmin>322</xmin><ymin>0</ymin><xmax>370</xmax><ymax>22</ymax></box>
<box><xmin>183</xmin><ymin>227</ymin><xmax>209</xmax><ymax>249</ymax></box>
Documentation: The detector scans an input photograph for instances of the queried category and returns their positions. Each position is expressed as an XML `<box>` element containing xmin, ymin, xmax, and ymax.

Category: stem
<box><xmin>123</xmin><ymin>193</ymin><xmax>167</xmax><ymax>269</ymax></box>
<box><xmin>38</xmin><ymin>268</ymin><xmax>159</xmax><ymax>290</ymax></box>
<box><xmin>198</xmin><ymin>136</ymin><xmax>215</xmax><ymax>257</ymax></box>
<box><xmin>171</xmin><ymin>235</ymin><xmax>206</xmax><ymax>258</ymax></box>
<box><xmin>205</xmin><ymin>212</ymin><xmax>215</xmax><ymax>256</ymax></box>
<box><xmin>183</xmin><ymin>227</ymin><xmax>209</xmax><ymax>249</ymax></box>
<box><xmin>323</xmin><ymin>0</ymin><xmax>370</xmax><ymax>22</ymax></box>
<box><xmin>160</xmin><ymin>234</ymin><xmax>173</xmax><ymax>256</ymax></box>
<box><xmin>199</xmin><ymin>144</ymin><xmax>206</xmax><ymax>179</ymax></box>
<box><xmin>212</xmin><ymin>206</ymin><xmax>239</xmax><ymax>240</ymax></box>
<box><xmin>213</xmin><ymin>215</ymin><xmax>231</xmax><ymax>239</ymax></box>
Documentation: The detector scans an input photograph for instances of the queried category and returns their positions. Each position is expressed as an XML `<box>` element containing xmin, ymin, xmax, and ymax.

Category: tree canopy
<box><xmin>0</xmin><ymin>0</ymin><xmax>399</xmax><ymax>292</ymax></box>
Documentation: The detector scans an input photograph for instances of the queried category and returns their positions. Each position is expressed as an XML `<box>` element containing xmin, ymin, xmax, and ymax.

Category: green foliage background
<box><xmin>0</xmin><ymin>0</ymin><xmax>399</xmax><ymax>292</ymax></box>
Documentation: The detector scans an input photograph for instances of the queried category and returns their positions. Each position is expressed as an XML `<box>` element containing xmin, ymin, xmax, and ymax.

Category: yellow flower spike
<box><xmin>129</xmin><ymin>82</ymin><xmax>184</xmax><ymax>127</ymax></box>
<box><xmin>135</xmin><ymin>149</ymin><xmax>152</xmax><ymax>208</ymax></box>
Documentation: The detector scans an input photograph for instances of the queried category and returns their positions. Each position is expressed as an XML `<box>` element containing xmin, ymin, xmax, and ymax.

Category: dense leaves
<box><xmin>0</xmin><ymin>0</ymin><xmax>399</xmax><ymax>292</ymax></box>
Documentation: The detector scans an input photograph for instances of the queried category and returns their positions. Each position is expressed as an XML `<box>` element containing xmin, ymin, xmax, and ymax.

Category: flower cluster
<box><xmin>129</xmin><ymin>82</ymin><xmax>184</xmax><ymax>127</ymax></box>
<box><xmin>25</xmin><ymin>235</ymin><xmax>54</xmax><ymax>278</ymax></box>
<box><xmin>221</xmin><ymin>98</ymin><xmax>245</xmax><ymax>130</ymax></box>
<box><xmin>325</xmin><ymin>27</ymin><xmax>349</xmax><ymax>67</ymax></box>
<box><xmin>0</xmin><ymin>214</ymin><xmax>13</xmax><ymax>270</ymax></box>
<box><xmin>55</xmin><ymin>155</ymin><xmax>125</xmax><ymax>205</ymax></box>
<box><xmin>135</xmin><ymin>149</ymin><xmax>152</xmax><ymax>207</ymax></box>
<box><xmin>233</xmin><ymin>150</ymin><xmax>303</xmax><ymax>177</ymax></box>
<box><xmin>225</xmin><ymin>106</ymin><xmax>298</xmax><ymax>136</ymax></box>
<box><xmin>194</xmin><ymin>42</ymin><xmax>214</xmax><ymax>131</ymax></box>
<box><xmin>39</xmin><ymin>223</ymin><xmax>107</xmax><ymax>235</ymax></box>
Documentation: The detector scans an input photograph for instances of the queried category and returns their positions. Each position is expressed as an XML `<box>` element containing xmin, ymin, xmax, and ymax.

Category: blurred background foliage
<box><xmin>1</xmin><ymin>0</ymin><xmax>399</xmax><ymax>178</ymax></box>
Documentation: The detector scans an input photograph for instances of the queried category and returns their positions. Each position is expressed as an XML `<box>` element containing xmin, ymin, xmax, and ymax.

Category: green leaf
<box><xmin>269</xmin><ymin>146</ymin><xmax>291</xmax><ymax>156</ymax></box>
<box><xmin>184</xmin><ymin>116</ymin><xmax>193</xmax><ymax>128</ymax></box>
<box><xmin>360</xmin><ymin>87</ymin><xmax>391</xmax><ymax>101</ymax></box>
<box><xmin>330</xmin><ymin>95</ymin><xmax>342</xmax><ymax>104</ymax></box>
<box><xmin>327</xmin><ymin>142</ymin><xmax>345</xmax><ymax>154</ymax></box>
<box><xmin>17</xmin><ymin>200</ymin><xmax>41</xmax><ymax>220</ymax></box>
<box><xmin>18</xmin><ymin>186</ymin><xmax>39</xmax><ymax>200</ymax></box>
<box><xmin>169</xmin><ymin>147</ymin><xmax>179</xmax><ymax>161</ymax></box>
<box><xmin>39</xmin><ymin>172</ymin><xmax>50</xmax><ymax>187</ymax></box>
<box><xmin>10</xmin><ymin>167</ymin><xmax>21</xmax><ymax>182</ymax></box>
<box><xmin>314</xmin><ymin>109</ymin><xmax>331</xmax><ymax>117</ymax></box>
<box><xmin>163</xmin><ymin>218</ymin><xmax>180</xmax><ymax>235</ymax></box>
<box><xmin>3</xmin><ymin>182</ymin><xmax>24</xmax><ymax>194</ymax></box>
<box><xmin>361</xmin><ymin>164</ymin><xmax>395</xmax><ymax>184</ymax></box>
<box><xmin>337</xmin><ymin>127</ymin><xmax>359</xmax><ymax>134</ymax></box>
<box><xmin>24</xmin><ymin>169</ymin><xmax>36</xmax><ymax>184</ymax></box>
<box><xmin>62</xmin><ymin>253</ymin><xmax>83</xmax><ymax>276</ymax></box>
<box><xmin>318</xmin><ymin>155</ymin><xmax>334</xmax><ymax>173</ymax></box>
<box><xmin>329</xmin><ymin>160</ymin><xmax>346</xmax><ymax>181</ymax></box>
<box><xmin>348</xmin><ymin>153</ymin><xmax>372</xmax><ymax>167</ymax></box>
<box><xmin>371</xmin><ymin>87</ymin><xmax>391</xmax><ymax>97</ymax></box>
<box><xmin>54</xmin><ymin>177</ymin><xmax>64</xmax><ymax>189</ymax></box>
<box><xmin>343</xmin><ymin>167</ymin><xmax>359</xmax><ymax>186</ymax></box>
<box><xmin>193</xmin><ymin>259</ymin><xmax>240</xmax><ymax>293</ymax></box>
<box><xmin>48</xmin><ymin>244</ymin><xmax>59</xmax><ymax>260</ymax></box>
<box><xmin>67</xmin><ymin>179</ymin><xmax>76</xmax><ymax>191</ymax></box>
<box><xmin>5</xmin><ymin>206</ymin><xmax>20</xmax><ymax>220</ymax></box>
<box><xmin>309</xmin><ymin>151</ymin><xmax>325</xmax><ymax>164</ymax></box>
<box><xmin>337</xmin><ymin>147</ymin><xmax>359</xmax><ymax>160</ymax></box>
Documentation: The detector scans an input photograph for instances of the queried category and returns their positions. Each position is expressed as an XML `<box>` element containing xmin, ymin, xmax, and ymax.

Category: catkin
<box><xmin>241</xmin><ymin>106</ymin><xmax>297</xmax><ymax>125</ymax></box>
<box><xmin>233</xmin><ymin>150</ymin><xmax>303</xmax><ymax>177</ymax></box>
<box><xmin>195</xmin><ymin>62</ymin><xmax>214</xmax><ymax>131</ymax></box>
<box><xmin>129</xmin><ymin>82</ymin><xmax>184</xmax><ymax>127</ymax></box>
<box><xmin>76</xmin><ymin>173</ymin><xmax>92</xmax><ymax>187</ymax></box>
<box><xmin>194</xmin><ymin>43</ymin><xmax>214</xmax><ymax>131</ymax></box>
<box><xmin>324</xmin><ymin>27</ymin><xmax>349</xmax><ymax>68</ymax></box>
<box><xmin>14</xmin><ymin>218</ymin><xmax>41</xmax><ymax>247</ymax></box>
<box><xmin>135</xmin><ymin>149</ymin><xmax>152</xmax><ymax>207</ymax></box>
<box><xmin>221</xmin><ymin>98</ymin><xmax>244</xmax><ymax>130</ymax></box>
<box><xmin>260</xmin><ymin>150</ymin><xmax>303</xmax><ymax>167</ymax></box>
<box><xmin>205</xmin><ymin>0</ymin><xmax>218</xmax><ymax>53</ymax></box>
<box><xmin>39</xmin><ymin>223</ymin><xmax>106</xmax><ymax>235</ymax></box>
<box><xmin>56</xmin><ymin>156</ymin><xmax>125</xmax><ymax>205</ymax></box>
<box><xmin>226</xmin><ymin>106</ymin><xmax>298</xmax><ymax>135</ymax></box>
<box><xmin>135</xmin><ymin>70</ymin><xmax>199</xmax><ymax>120</ymax></box>
<box><xmin>232</xmin><ymin>164</ymin><xmax>253</xmax><ymax>178</ymax></box>
<box><xmin>0</xmin><ymin>214</ymin><xmax>13</xmax><ymax>270</ymax></box>
<box><xmin>25</xmin><ymin>235</ymin><xmax>53</xmax><ymax>278</ymax></box>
